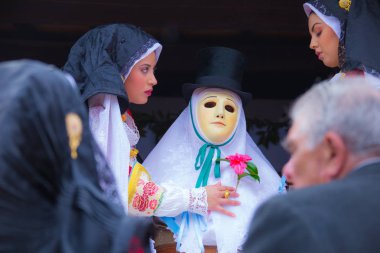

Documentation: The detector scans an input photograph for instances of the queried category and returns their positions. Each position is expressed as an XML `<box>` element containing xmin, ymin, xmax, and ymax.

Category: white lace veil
<box><xmin>144</xmin><ymin>88</ymin><xmax>281</xmax><ymax>252</ymax></box>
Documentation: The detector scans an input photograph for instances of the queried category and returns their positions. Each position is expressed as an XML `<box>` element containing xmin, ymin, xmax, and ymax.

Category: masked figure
<box><xmin>144</xmin><ymin>47</ymin><xmax>281</xmax><ymax>253</ymax></box>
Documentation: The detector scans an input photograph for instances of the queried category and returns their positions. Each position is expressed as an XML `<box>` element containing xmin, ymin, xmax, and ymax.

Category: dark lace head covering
<box><xmin>63</xmin><ymin>23</ymin><xmax>162</xmax><ymax>112</ymax></box>
<box><xmin>0</xmin><ymin>60</ymin><xmax>152</xmax><ymax>252</ymax></box>
<box><xmin>304</xmin><ymin>0</ymin><xmax>380</xmax><ymax>76</ymax></box>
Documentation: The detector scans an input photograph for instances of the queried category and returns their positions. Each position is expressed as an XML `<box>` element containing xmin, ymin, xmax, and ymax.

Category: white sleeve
<box><xmin>154</xmin><ymin>181</ymin><xmax>208</xmax><ymax>217</ymax></box>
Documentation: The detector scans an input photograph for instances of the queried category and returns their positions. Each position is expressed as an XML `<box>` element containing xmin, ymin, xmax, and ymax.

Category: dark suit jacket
<box><xmin>243</xmin><ymin>161</ymin><xmax>380</xmax><ymax>253</ymax></box>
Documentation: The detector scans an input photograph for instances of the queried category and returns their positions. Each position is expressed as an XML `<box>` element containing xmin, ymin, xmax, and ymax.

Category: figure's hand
<box><xmin>205</xmin><ymin>182</ymin><xmax>240</xmax><ymax>217</ymax></box>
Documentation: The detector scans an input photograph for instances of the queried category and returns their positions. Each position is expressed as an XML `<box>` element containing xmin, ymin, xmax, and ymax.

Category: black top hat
<box><xmin>182</xmin><ymin>47</ymin><xmax>252</xmax><ymax>105</ymax></box>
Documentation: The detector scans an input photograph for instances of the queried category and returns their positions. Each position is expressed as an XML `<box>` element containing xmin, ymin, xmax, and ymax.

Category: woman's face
<box><xmin>308</xmin><ymin>13</ymin><xmax>339</xmax><ymax>68</ymax></box>
<box><xmin>196</xmin><ymin>90</ymin><xmax>239</xmax><ymax>144</ymax></box>
<box><xmin>124</xmin><ymin>52</ymin><xmax>157</xmax><ymax>104</ymax></box>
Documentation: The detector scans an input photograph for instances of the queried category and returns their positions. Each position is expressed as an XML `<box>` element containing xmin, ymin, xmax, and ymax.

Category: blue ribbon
<box><xmin>278</xmin><ymin>175</ymin><xmax>287</xmax><ymax>193</ymax></box>
<box><xmin>176</xmin><ymin>212</ymin><xmax>207</xmax><ymax>252</ymax></box>
<box><xmin>161</xmin><ymin>213</ymin><xmax>207</xmax><ymax>252</ymax></box>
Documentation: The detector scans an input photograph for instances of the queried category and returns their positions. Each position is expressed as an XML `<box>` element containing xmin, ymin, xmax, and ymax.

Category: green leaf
<box><xmin>246</xmin><ymin>163</ymin><xmax>258</xmax><ymax>175</ymax></box>
<box><xmin>216</xmin><ymin>158</ymin><xmax>229</xmax><ymax>162</ymax></box>
<box><xmin>238</xmin><ymin>172</ymin><xmax>249</xmax><ymax>180</ymax></box>
<box><xmin>249</xmin><ymin>174</ymin><xmax>261</xmax><ymax>183</ymax></box>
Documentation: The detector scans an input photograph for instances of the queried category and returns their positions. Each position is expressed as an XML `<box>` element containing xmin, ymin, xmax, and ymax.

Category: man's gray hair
<box><xmin>289</xmin><ymin>77</ymin><xmax>380</xmax><ymax>155</ymax></box>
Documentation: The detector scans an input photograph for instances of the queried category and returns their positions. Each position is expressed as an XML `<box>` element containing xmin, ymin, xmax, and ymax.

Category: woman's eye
<box><xmin>141</xmin><ymin>67</ymin><xmax>149</xmax><ymax>74</ymax></box>
<box><xmin>315</xmin><ymin>29</ymin><xmax>322</xmax><ymax>37</ymax></box>
<box><xmin>204</xmin><ymin>101</ymin><xmax>216</xmax><ymax>108</ymax></box>
<box><xmin>225</xmin><ymin>105</ymin><xmax>235</xmax><ymax>113</ymax></box>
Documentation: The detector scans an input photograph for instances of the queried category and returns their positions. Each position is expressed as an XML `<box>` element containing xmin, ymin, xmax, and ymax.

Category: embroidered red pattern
<box><xmin>132</xmin><ymin>193</ymin><xmax>149</xmax><ymax>212</ymax></box>
<box><xmin>143</xmin><ymin>181</ymin><xmax>159</xmax><ymax>196</ymax></box>
<box><xmin>149</xmin><ymin>199</ymin><xmax>158</xmax><ymax>210</ymax></box>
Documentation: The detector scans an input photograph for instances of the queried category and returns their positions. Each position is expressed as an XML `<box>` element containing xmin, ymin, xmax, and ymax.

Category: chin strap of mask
<box><xmin>190</xmin><ymin>101</ymin><xmax>234</xmax><ymax>188</ymax></box>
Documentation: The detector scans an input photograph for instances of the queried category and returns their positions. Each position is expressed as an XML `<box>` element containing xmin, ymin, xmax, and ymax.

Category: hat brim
<box><xmin>182</xmin><ymin>83</ymin><xmax>252</xmax><ymax>106</ymax></box>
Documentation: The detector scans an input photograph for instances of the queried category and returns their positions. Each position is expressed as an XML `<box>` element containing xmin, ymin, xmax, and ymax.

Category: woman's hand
<box><xmin>205</xmin><ymin>182</ymin><xmax>240</xmax><ymax>217</ymax></box>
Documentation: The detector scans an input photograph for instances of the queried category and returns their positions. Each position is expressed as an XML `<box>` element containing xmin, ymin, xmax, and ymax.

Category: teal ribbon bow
<box><xmin>189</xmin><ymin>100</ymin><xmax>234</xmax><ymax>188</ymax></box>
<box><xmin>195</xmin><ymin>143</ymin><xmax>221</xmax><ymax>188</ymax></box>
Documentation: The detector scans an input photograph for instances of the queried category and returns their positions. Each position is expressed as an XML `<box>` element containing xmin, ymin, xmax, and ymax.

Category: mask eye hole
<box><xmin>225</xmin><ymin>105</ymin><xmax>235</xmax><ymax>113</ymax></box>
<box><xmin>204</xmin><ymin>101</ymin><xmax>216</xmax><ymax>108</ymax></box>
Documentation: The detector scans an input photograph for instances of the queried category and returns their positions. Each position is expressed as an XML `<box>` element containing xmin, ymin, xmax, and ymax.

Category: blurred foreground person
<box><xmin>0</xmin><ymin>60</ymin><xmax>152</xmax><ymax>253</ymax></box>
<box><xmin>243</xmin><ymin>77</ymin><xmax>380</xmax><ymax>253</ymax></box>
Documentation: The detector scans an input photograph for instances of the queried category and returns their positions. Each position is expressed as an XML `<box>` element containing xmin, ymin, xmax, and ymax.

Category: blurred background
<box><xmin>0</xmin><ymin>0</ymin><xmax>337</xmax><ymax>172</ymax></box>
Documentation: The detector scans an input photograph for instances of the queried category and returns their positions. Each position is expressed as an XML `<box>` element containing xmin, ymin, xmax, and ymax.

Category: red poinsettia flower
<box><xmin>225</xmin><ymin>153</ymin><xmax>252</xmax><ymax>175</ymax></box>
<box><xmin>217</xmin><ymin>153</ymin><xmax>260</xmax><ymax>191</ymax></box>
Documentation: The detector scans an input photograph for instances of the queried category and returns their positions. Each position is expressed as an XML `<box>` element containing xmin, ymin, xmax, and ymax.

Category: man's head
<box><xmin>283</xmin><ymin>77</ymin><xmax>380</xmax><ymax>189</ymax></box>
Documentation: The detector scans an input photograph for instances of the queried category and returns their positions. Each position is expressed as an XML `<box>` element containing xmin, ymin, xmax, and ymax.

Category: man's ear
<box><xmin>321</xmin><ymin>131</ymin><xmax>348</xmax><ymax>180</ymax></box>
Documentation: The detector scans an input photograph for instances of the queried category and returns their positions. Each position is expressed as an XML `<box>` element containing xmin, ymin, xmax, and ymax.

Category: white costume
<box><xmin>144</xmin><ymin>88</ymin><xmax>281</xmax><ymax>253</ymax></box>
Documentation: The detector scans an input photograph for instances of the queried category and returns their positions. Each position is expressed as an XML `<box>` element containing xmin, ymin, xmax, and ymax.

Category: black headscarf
<box><xmin>0</xmin><ymin>60</ymin><xmax>152</xmax><ymax>252</ymax></box>
<box><xmin>63</xmin><ymin>23</ymin><xmax>161</xmax><ymax>112</ymax></box>
<box><xmin>304</xmin><ymin>0</ymin><xmax>380</xmax><ymax>76</ymax></box>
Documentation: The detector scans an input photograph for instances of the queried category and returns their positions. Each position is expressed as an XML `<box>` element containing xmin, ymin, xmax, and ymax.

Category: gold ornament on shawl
<box><xmin>65</xmin><ymin>113</ymin><xmax>83</xmax><ymax>159</ymax></box>
<box><xmin>121</xmin><ymin>113</ymin><xmax>127</xmax><ymax>122</ymax></box>
<box><xmin>130</xmin><ymin>148</ymin><xmax>139</xmax><ymax>159</ymax></box>
<box><xmin>339</xmin><ymin>0</ymin><xmax>351</xmax><ymax>11</ymax></box>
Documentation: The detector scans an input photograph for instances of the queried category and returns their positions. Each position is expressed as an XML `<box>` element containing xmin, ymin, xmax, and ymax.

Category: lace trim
<box><xmin>123</xmin><ymin>113</ymin><xmax>140</xmax><ymax>147</ymax></box>
<box><xmin>188</xmin><ymin>187</ymin><xmax>208</xmax><ymax>216</ymax></box>
<box><xmin>308</xmin><ymin>0</ymin><xmax>335</xmax><ymax>17</ymax></box>
<box><xmin>120</xmin><ymin>38</ymin><xmax>158</xmax><ymax>77</ymax></box>
<box><xmin>338</xmin><ymin>21</ymin><xmax>347</xmax><ymax>69</ymax></box>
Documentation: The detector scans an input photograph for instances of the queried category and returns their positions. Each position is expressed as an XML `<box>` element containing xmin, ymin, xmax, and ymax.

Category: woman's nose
<box><xmin>309</xmin><ymin>37</ymin><xmax>317</xmax><ymax>50</ymax></box>
<box><xmin>150</xmin><ymin>73</ymin><xmax>158</xmax><ymax>86</ymax></box>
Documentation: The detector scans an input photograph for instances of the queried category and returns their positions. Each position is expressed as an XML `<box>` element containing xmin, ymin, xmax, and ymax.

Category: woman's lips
<box><xmin>145</xmin><ymin>90</ymin><xmax>152</xmax><ymax>96</ymax></box>
<box><xmin>316</xmin><ymin>52</ymin><xmax>323</xmax><ymax>61</ymax></box>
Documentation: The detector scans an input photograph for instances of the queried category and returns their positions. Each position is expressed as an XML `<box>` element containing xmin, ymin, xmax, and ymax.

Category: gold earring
<box><xmin>65</xmin><ymin>113</ymin><xmax>83</xmax><ymax>159</ymax></box>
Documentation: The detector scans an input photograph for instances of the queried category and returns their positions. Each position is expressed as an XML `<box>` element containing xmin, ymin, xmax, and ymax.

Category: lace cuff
<box><xmin>188</xmin><ymin>187</ymin><xmax>208</xmax><ymax>216</ymax></box>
